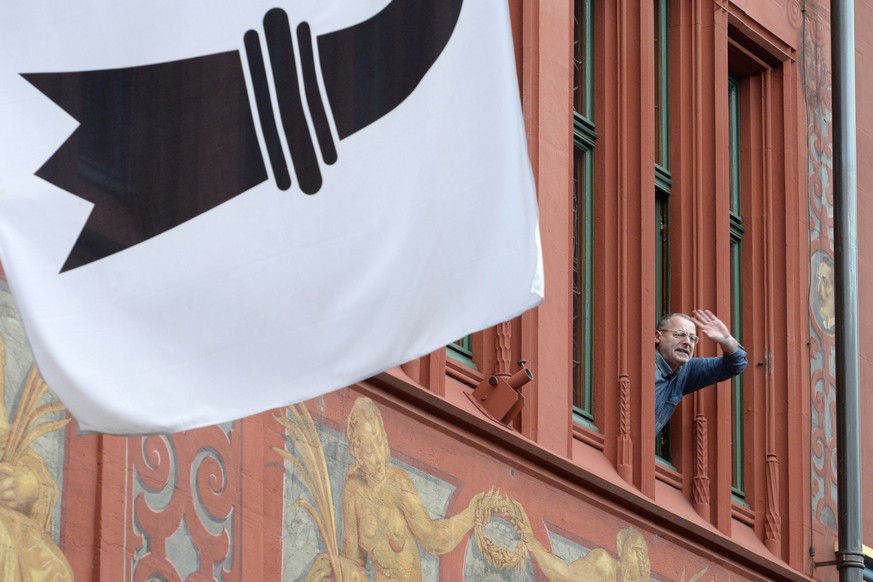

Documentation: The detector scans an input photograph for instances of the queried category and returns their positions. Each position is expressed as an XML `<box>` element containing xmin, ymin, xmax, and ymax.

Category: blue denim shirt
<box><xmin>655</xmin><ymin>347</ymin><xmax>747</xmax><ymax>433</ymax></box>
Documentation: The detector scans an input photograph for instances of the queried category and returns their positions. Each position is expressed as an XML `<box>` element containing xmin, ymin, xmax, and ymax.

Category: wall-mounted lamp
<box><xmin>465</xmin><ymin>360</ymin><xmax>534</xmax><ymax>427</ymax></box>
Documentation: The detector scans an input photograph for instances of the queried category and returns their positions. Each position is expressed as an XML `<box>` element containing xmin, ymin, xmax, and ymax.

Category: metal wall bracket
<box><xmin>465</xmin><ymin>362</ymin><xmax>533</xmax><ymax>427</ymax></box>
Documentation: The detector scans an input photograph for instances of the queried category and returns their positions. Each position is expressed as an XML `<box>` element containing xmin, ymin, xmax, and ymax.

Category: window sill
<box><xmin>655</xmin><ymin>459</ymin><xmax>683</xmax><ymax>490</ymax></box>
<box><xmin>445</xmin><ymin>357</ymin><xmax>483</xmax><ymax>388</ymax></box>
<box><xmin>571</xmin><ymin>419</ymin><xmax>604</xmax><ymax>451</ymax></box>
<box><xmin>731</xmin><ymin>498</ymin><xmax>755</xmax><ymax>526</ymax></box>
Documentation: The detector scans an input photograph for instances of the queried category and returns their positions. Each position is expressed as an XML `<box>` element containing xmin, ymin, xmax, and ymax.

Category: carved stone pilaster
<box><xmin>692</xmin><ymin>413</ymin><xmax>710</xmax><ymax>518</ymax></box>
<box><xmin>495</xmin><ymin>321</ymin><xmax>512</xmax><ymax>377</ymax></box>
<box><xmin>617</xmin><ymin>374</ymin><xmax>633</xmax><ymax>482</ymax></box>
<box><xmin>764</xmin><ymin>454</ymin><xmax>783</xmax><ymax>553</ymax></box>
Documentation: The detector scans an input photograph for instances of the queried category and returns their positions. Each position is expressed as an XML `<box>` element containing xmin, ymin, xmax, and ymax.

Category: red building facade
<box><xmin>0</xmin><ymin>1</ymin><xmax>872</xmax><ymax>580</ymax></box>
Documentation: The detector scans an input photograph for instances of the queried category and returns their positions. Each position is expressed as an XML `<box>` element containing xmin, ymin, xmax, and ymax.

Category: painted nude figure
<box><xmin>505</xmin><ymin>492</ymin><xmax>650</xmax><ymax>582</ymax></box>
<box><xmin>0</xmin><ymin>333</ymin><xmax>73</xmax><ymax>581</ymax></box>
<box><xmin>306</xmin><ymin>397</ymin><xmax>482</xmax><ymax>581</ymax></box>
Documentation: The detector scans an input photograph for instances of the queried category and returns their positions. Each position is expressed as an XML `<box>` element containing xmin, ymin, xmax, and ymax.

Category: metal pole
<box><xmin>831</xmin><ymin>0</ymin><xmax>865</xmax><ymax>580</ymax></box>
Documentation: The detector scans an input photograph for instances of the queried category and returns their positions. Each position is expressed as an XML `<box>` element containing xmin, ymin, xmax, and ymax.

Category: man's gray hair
<box><xmin>656</xmin><ymin>312</ymin><xmax>693</xmax><ymax>330</ymax></box>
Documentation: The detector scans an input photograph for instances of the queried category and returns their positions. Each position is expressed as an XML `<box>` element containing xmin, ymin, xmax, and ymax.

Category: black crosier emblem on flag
<box><xmin>23</xmin><ymin>0</ymin><xmax>463</xmax><ymax>272</ymax></box>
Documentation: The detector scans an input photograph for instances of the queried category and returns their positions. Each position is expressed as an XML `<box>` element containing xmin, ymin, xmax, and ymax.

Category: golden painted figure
<box><xmin>290</xmin><ymin>397</ymin><xmax>484</xmax><ymax>582</ymax></box>
<box><xmin>680</xmin><ymin>565</ymin><xmax>710</xmax><ymax>582</ymax></box>
<box><xmin>0</xmin><ymin>335</ymin><xmax>73</xmax><ymax>581</ymax></box>
<box><xmin>508</xmin><ymin>496</ymin><xmax>650</xmax><ymax>582</ymax></box>
<box><xmin>342</xmin><ymin>397</ymin><xmax>483</xmax><ymax>581</ymax></box>
<box><xmin>815</xmin><ymin>256</ymin><xmax>835</xmax><ymax>332</ymax></box>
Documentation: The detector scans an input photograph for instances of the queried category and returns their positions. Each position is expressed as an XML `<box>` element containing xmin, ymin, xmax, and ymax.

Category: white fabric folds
<box><xmin>0</xmin><ymin>0</ymin><xmax>543</xmax><ymax>433</ymax></box>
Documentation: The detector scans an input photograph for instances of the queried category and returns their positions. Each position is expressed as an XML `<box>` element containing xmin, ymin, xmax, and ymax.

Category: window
<box><xmin>447</xmin><ymin>336</ymin><xmax>476</xmax><ymax>369</ymax></box>
<box><xmin>654</xmin><ymin>0</ymin><xmax>672</xmax><ymax>461</ymax></box>
<box><xmin>573</xmin><ymin>0</ymin><xmax>596</xmax><ymax>424</ymax></box>
<box><xmin>728</xmin><ymin>76</ymin><xmax>745</xmax><ymax>500</ymax></box>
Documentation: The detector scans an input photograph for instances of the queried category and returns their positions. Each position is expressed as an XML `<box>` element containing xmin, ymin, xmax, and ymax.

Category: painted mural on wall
<box><xmin>128</xmin><ymin>421</ymin><xmax>241</xmax><ymax>580</ymax></box>
<box><xmin>275</xmin><ymin>397</ymin><xmax>713</xmax><ymax>582</ymax></box>
<box><xmin>0</xmin><ymin>278</ymin><xmax>73</xmax><ymax>580</ymax></box>
<box><xmin>790</xmin><ymin>0</ymin><xmax>839</xmax><ymax>530</ymax></box>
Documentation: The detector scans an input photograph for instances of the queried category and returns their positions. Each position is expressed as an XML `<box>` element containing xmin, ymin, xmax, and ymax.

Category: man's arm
<box><xmin>680</xmin><ymin>310</ymin><xmax>747</xmax><ymax>396</ymax></box>
<box><xmin>681</xmin><ymin>348</ymin><xmax>747</xmax><ymax>397</ymax></box>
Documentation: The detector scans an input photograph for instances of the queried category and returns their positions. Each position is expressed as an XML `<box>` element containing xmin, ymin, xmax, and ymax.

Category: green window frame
<box><xmin>447</xmin><ymin>335</ymin><xmax>476</xmax><ymax>369</ymax></box>
<box><xmin>573</xmin><ymin>0</ymin><xmax>597</xmax><ymax>425</ymax></box>
<box><xmin>728</xmin><ymin>76</ymin><xmax>746</xmax><ymax>500</ymax></box>
<box><xmin>654</xmin><ymin>0</ymin><xmax>673</xmax><ymax>462</ymax></box>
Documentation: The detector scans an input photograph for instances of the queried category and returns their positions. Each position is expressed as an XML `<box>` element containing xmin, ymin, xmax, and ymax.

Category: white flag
<box><xmin>0</xmin><ymin>0</ymin><xmax>543</xmax><ymax>434</ymax></box>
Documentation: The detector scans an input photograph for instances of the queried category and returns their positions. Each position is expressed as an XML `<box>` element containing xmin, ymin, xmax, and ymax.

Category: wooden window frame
<box><xmin>654</xmin><ymin>0</ymin><xmax>673</xmax><ymax>463</ymax></box>
<box><xmin>728</xmin><ymin>76</ymin><xmax>746</xmax><ymax>501</ymax></box>
<box><xmin>573</xmin><ymin>0</ymin><xmax>597</xmax><ymax>426</ymax></box>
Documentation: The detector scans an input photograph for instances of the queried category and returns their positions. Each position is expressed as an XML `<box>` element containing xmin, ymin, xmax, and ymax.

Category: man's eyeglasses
<box><xmin>658</xmin><ymin>329</ymin><xmax>700</xmax><ymax>345</ymax></box>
